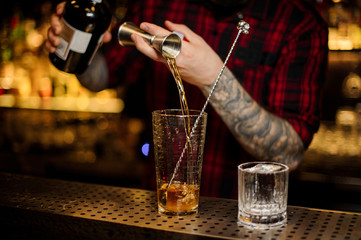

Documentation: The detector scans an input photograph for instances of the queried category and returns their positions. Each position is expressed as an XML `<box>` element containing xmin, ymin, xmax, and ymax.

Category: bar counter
<box><xmin>0</xmin><ymin>172</ymin><xmax>360</xmax><ymax>240</ymax></box>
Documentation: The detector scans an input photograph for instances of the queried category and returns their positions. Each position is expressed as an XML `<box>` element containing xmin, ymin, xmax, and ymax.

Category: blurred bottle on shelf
<box><xmin>327</xmin><ymin>1</ymin><xmax>361</xmax><ymax>50</ymax></box>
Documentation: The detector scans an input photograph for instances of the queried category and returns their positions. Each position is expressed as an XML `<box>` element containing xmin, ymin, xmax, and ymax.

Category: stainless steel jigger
<box><xmin>118</xmin><ymin>22</ymin><xmax>182</xmax><ymax>58</ymax></box>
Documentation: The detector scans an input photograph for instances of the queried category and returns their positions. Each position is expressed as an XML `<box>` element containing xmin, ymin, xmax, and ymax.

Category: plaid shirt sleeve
<box><xmin>238</xmin><ymin>0</ymin><xmax>329</xmax><ymax>148</ymax></box>
<box><xmin>264</xmin><ymin>3</ymin><xmax>328</xmax><ymax>148</ymax></box>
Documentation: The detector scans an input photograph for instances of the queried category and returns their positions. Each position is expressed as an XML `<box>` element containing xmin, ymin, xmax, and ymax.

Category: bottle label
<box><xmin>55</xmin><ymin>19</ymin><xmax>92</xmax><ymax>60</ymax></box>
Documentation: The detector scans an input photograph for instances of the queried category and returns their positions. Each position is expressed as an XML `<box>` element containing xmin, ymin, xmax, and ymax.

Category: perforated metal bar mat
<box><xmin>0</xmin><ymin>172</ymin><xmax>360</xmax><ymax>240</ymax></box>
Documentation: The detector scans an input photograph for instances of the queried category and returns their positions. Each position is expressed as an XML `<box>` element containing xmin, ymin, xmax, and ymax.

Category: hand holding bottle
<box><xmin>46</xmin><ymin>0</ymin><xmax>112</xmax><ymax>74</ymax></box>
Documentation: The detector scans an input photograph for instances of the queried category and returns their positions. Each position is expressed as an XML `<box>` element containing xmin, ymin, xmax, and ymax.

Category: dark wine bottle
<box><xmin>49</xmin><ymin>0</ymin><xmax>112</xmax><ymax>74</ymax></box>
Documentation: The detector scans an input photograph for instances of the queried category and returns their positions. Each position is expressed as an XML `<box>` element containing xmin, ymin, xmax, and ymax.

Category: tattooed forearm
<box><xmin>200</xmin><ymin>68</ymin><xmax>304</xmax><ymax>170</ymax></box>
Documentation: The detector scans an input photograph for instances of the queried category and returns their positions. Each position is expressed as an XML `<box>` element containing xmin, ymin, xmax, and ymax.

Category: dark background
<box><xmin>1</xmin><ymin>0</ymin><xmax>361</xmax><ymax>213</ymax></box>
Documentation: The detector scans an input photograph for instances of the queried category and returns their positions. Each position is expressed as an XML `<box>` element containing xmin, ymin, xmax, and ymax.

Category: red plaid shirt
<box><xmin>103</xmin><ymin>0</ymin><xmax>328</xmax><ymax>198</ymax></box>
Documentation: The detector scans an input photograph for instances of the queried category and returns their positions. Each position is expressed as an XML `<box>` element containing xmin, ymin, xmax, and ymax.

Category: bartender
<box><xmin>46</xmin><ymin>0</ymin><xmax>328</xmax><ymax>199</ymax></box>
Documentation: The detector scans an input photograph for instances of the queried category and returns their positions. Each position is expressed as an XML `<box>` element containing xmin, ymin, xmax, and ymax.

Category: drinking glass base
<box><xmin>237</xmin><ymin>213</ymin><xmax>287</xmax><ymax>230</ymax></box>
<box><xmin>158</xmin><ymin>205</ymin><xmax>198</xmax><ymax>216</ymax></box>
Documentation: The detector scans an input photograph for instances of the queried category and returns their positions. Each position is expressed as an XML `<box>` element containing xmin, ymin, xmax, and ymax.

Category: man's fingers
<box><xmin>140</xmin><ymin>22</ymin><xmax>171</xmax><ymax>37</ymax></box>
<box><xmin>56</xmin><ymin>2</ymin><xmax>66</xmax><ymax>15</ymax></box>
<box><xmin>164</xmin><ymin>20</ymin><xmax>199</xmax><ymax>42</ymax></box>
<box><xmin>131</xmin><ymin>34</ymin><xmax>164</xmax><ymax>62</ymax></box>
<box><xmin>45</xmin><ymin>40</ymin><xmax>56</xmax><ymax>53</ymax></box>
<box><xmin>50</xmin><ymin>13</ymin><xmax>62</xmax><ymax>35</ymax></box>
<box><xmin>103</xmin><ymin>31</ymin><xmax>112</xmax><ymax>43</ymax></box>
<box><xmin>47</xmin><ymin>27</ymin><xmax>60</xmax><ymax>46</ymax></box>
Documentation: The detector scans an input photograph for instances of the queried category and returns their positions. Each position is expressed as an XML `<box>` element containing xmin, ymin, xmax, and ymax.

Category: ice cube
<box><xmin>245</xmin><ymin>163</ymin><xmax>282</xmax><ymax>173</ymax></box>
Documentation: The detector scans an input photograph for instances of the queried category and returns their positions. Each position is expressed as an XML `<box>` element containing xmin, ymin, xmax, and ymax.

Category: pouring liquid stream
<box><xmin>167</xmin><ymin>58</ymin><xmax>189</xmax><ymax>117</ymax></box>
<box><xmin>166</xmin><ymin>58</ymin><xmax>193</xmax><ymax>166</ymax></box>
<box><xmin>158</xmin><ymin>57</ymin><xmax>196</xmax><ymax>209</ymax></box>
